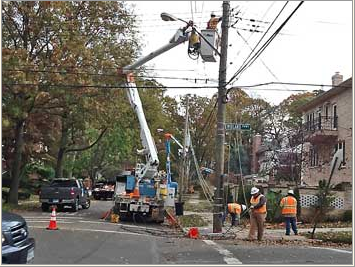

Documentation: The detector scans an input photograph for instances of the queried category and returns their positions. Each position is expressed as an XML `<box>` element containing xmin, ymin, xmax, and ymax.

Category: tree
<box><xmin>2</xmin><ymin>1</ymin><xmax>140</xmax><ymax>204</ymax></box>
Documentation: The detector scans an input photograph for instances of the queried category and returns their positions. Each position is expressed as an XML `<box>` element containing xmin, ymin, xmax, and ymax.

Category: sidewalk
<box><xmin>183</xmin><ymin>208</ymin><xmax>351</xmax><ymax>241</ymax></box>
<box><xmin>189</xmin><ymin>224</ymin><xmax>352</xmax><ymax>241</ymax></box>
<box><xmin>181</xmin><ymin>193</ymin><xmax>351</xmax><ymax>241</ymax></box>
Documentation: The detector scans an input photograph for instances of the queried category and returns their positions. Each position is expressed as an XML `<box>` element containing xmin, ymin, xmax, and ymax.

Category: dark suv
<box><xmin>2</xmin><ymin>211</ymin><xmax>35</xmax><ymax>264</ymax></box>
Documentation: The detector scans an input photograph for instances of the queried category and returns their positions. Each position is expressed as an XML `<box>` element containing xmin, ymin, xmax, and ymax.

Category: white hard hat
<box><xmin>288</xmin><ymin>189</ymin><xmax>294</xmax><ymax>195</ymax></box>
<box><xmin>241</xmin><ymin>204</ymin><xmax>247</xmax><ymax>211</ymax></box>
<box><xmin>211</xmin><ymin>12</ymin><xmax>216</xmax><ymax>16</ymax></box>
<box><xmin>251</xmin><ymin>187</ymin><xmax>259</xmax><ymax>195</ymax></box>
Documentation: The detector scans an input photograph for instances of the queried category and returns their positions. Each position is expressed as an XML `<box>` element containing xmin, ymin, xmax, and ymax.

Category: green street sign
<box><xmin>225</xmin><ymin>123</ymin><xmax>251</xmax><ymax>131</ymax></box>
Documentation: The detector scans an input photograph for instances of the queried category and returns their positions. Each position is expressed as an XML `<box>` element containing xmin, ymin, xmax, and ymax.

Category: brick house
<box><xmin>298</xmin><ymin>73</ymin><xmax>352</xmax><ymax>187</ymax></box>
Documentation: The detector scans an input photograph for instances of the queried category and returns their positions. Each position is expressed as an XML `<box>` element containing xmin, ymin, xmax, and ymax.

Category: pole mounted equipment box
<box><xmin>200</xmin><ymin>29</ymin><xmax>218</xmax><ymax>62</ymax></box>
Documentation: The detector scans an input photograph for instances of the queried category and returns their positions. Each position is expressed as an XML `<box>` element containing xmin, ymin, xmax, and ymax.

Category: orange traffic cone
<box><xmin>188</xmin><ymin>227</ymin><xmax>199</xmax><ymax>239</ymax></box>
<box><xmin>46</xmin><ymin>206</ymin><xmax>59</xmax><ymax>230</ymax></box>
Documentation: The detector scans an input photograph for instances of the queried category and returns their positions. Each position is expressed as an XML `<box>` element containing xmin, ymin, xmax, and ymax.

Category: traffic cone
<box><xmin>46</xmin><ymin>206</ymin><xmax>59</xmax><ymax>230</ymax></box>
<box><xmin>188</xmin><ymin>227</ymin><xmax>199</xmax><ymax>239</ymax></box>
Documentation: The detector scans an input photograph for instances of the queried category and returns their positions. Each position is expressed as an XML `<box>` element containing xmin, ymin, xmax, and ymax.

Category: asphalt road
<box><xmin>22</xmin><ymin>200</ymin><xmax>352</xmax><ymax>265</ymax></box>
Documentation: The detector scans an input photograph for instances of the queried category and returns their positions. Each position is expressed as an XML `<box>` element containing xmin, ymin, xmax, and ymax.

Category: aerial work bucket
<box><xmin>200</xmin><ymin>29</ymin><xmax>219</xmax><ymax>62</ymax></box>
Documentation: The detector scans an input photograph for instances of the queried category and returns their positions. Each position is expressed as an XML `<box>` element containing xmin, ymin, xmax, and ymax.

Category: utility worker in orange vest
<box><xmin>227</xmin><ymin>203</ymin><xmax>247</xmax><ymax>226</ymax></box>
<box><xmin>207</xmin><ymin>12</ymin><xmax>222</xmax><ymax>30</ymax></box>
<box><xmin>248</xmin><ymin>187</ymin><xmax>267</xmax><ymax>241</ymax></box>
<box><xmin>280</xmin><ymin>189</ymin><xmax>298</xmax><ymax>235</ymax></box>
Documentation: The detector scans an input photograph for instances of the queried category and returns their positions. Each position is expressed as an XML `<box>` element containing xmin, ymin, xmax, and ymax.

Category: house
<box><xmin>251</xmin><ymin>134</ymin><xmax>301</xmax><ymax>184</ymax></box>
<box><xmin>298</xmin><ymin>73</ymin><xmax>352</xmax><ymax>187</ymax></box>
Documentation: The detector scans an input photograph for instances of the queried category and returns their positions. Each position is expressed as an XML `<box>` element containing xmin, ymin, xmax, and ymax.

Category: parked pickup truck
<box><xmin>39</xmin><ymin>178</ymin><xmax>90</xmax><ymax>212</ymax></box>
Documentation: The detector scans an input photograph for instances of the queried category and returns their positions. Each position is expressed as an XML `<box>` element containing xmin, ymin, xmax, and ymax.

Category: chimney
<box><xmin>332</xmin><ymin>72</ymin><xmax>343</xmax><ymax>87</ymax></box>
<box><xmin>251</xmin><ymin>134</ymin><xmax>262</xmax><ymax>174</ymax></box>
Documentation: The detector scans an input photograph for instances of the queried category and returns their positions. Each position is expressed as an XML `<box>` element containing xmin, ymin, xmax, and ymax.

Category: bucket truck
<box><xmin>113</xmin><ymin>17</ymin><xmax>191</xmax><ymax>222</ymax></box>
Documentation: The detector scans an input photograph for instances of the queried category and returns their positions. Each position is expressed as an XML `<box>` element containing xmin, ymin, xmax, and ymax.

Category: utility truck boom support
<box><xmin>113</xmin><ymin>21</ymin><xmax>190</xmax><ymax>222</ymax></box>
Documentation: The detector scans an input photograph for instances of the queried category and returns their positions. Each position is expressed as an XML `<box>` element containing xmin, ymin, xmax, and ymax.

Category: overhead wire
<box><xmin>227</xmin><ymin>1</ymin><xmax>289</xmax><ymax>86</ymax></box>
<box><xmin>227</xmin><ymin>1</ymin><xmax>304</xmax><ymax>87</ymax></box>
<box><xmin>2</xmin><ymin>68</ymin><xmax>219</xmax><ymax>83</ymax></box>
<box><xmin>235</xmin><ymin>30</ymin><xmax>291</xmax><ymax>91</ymax></box>
<box><xmin>227</xmin><ymin>1</ymin><xmax>276</xmax><ymax>72</ymax></box>
<box><xmin>2</xmin><ymin>83</ymin><xmax>219</xmax><ymax>90</ymax></box>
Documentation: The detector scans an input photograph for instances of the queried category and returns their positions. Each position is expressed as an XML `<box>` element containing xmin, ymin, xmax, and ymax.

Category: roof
<box><xmin>298</xmin><ymin>77</ymin><xmax>352</xmax><ymax>112</ymax></box>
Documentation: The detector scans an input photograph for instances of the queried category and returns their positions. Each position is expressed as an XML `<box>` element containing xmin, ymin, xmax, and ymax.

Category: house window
<box><xmin>325</xmin><ymin>105</ymin><xmax>329</xmax><ymax>119</ymax></box>
<box><xmin>310</xmin><ymin>146</ymin><xmax>319</xmax><ymax>167</ymax></box>
<box><xmin>318</xmin><ymin>112</ymin><xmax>322</xmax><ymax>130</ymax></box>
<box><xmin>333</xmin><ymin>104</ymin><xmax>337</xmax><ymax>129</ymax></box>
<box><xmin>333</xmin><ymin>141</ymin><xmax>346</xmax><ymax>165</ymax></box>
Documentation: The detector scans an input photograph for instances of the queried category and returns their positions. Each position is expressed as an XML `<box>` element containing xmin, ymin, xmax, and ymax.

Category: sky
<box><xmin>127</xmin><ymin>1</ymin><xmax>353</xmax><ymax>104</ymax></box>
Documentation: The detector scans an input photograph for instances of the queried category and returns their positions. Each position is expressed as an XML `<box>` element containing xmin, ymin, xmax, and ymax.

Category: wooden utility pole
<box><xmin>213</xmin><ymin>0</ymin><xmax>230</xmax><ymax>233</ymax></box>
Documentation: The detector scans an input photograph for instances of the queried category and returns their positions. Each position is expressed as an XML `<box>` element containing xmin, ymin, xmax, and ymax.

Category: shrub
<box><xmin>343</xmin><ymin>210</ymin><xmax>352</xmax><ymax>222</ymax></box>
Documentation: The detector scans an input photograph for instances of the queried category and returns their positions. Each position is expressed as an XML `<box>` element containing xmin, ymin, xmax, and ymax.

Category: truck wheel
<box><xmin>41</xmin><ymin>203</ymin><xmax>49</xmax><ymax>212</ymax></box>
<box><xmin>82</xmin><ymin>199</ymin><xmax>90</xmax><ymax>209</ymax></box>
<box><xmin>71</xmin><ymin>198</ymin><xmax>79</xmax><ymax>212</ymax></box>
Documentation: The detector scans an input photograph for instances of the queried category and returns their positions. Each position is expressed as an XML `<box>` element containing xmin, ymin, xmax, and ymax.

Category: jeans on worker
<box><xmin>230</xmin><ymin>213</ymin><xmax>236</xmax><ymax>226</ymax></box>
<box><xmin>285</xmin><ymin>216</ymin><xmax>298</xmax><ymax>235</ymax></box>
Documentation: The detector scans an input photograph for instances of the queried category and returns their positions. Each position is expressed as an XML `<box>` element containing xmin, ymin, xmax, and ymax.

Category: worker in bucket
<box><xmin>280</xmin><ymin>189</ymin><xmax>298</xmax><ymax>236</ymax></box>
<box><xmin>248</xmin><ymin>187</ymin><xmax>267</xmax><ymax>241</ymax></box>
<box><xmin>207</xmin><ymin>12</ymin><xmax>222</xmax><ymax>30</ymax></box>
<box><xmin>188</xmin><ymin>28</ymin><xmax>201</xmax><ymax>55</ymax></box>
<box><xmin>227</xmin><ymin>202</ymin><xmax>247</xmax><ymax>227</ymax></box>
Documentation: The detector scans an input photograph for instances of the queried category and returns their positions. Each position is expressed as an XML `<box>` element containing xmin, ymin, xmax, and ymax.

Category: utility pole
<box><xmin>213</xmin><ymin>0</ymin><xmax>230</xmax><ymax>233</ymax></box>
<box><xmin>183</xmin><ymin>96</ymin><xmax>190</xmax><ymax>193</ymax></box>
<box><xmin>179</xmin><ymin>95</ymin><xmax>190</xmax><ymax>202</ymax></box>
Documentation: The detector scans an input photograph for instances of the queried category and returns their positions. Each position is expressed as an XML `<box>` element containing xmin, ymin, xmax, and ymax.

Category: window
<box><xmin>325</xmin><ymin>105</ymin><xmax>329</xmax><ymax>119</ymax></box>
<box><xmin>333</xmin><ymin>104</ymin><xmax>337</xmax><ymax>129</ymax></box>
<box><xmin>50</xmin><ymin>179</ymin><xmax>78</xmax><ymax>187</ymax></box>
<box><xmin>333</xmin><ymin>141</ymin><xmax>346</xmax><ymax>165</ymax></box>
<box><xmin>310</xmin><ymin>146</ymin><xmax>319</xmax><ymax>167</ymax></box>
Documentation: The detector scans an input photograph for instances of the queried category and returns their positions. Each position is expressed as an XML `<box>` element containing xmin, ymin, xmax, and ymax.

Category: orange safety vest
<box><xmin>207</xmin><ymin>17</ymin><xmax>220</xmax><ymax>30</ymax></box>
<box><xmin>227</xmin><ymin>203</ymin><xmax>241</xmax><ymax>214</ymax></box>
<box><xmin>280</xmin><ymin>196</ymin><xmax>297</xmax><ymax>215</ymax></box>
<box><xmin>250</xmin><ymin>194</ymin><xmax>267</xmax><ymax>213</ymax></box>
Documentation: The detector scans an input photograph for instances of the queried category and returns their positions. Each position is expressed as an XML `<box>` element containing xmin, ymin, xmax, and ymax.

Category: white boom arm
<box><xmin>122</xmin><ymin>28</ymin><xmax>189</xmax><ymax>180</ymax></box>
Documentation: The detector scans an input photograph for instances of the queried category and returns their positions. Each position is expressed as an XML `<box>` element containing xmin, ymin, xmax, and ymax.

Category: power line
<box><xmin>227</xmin><ymin>1</ymin><xmax>277</xmax><ymax>73</ymax></box>
<box><xmin>227</xmin><ymin>2</ymin><xmax>289</xmax><ymax>86</ymax></box>
<box><xmin>2</xmin><ymin>68</ymin><xmax>218</xmax><ymax>83</ymax></box>
<box><xmin>3</xmin><ymin>64</ymin><xmax>197</xmax><ymax>72</ymax></box>
<box><xmin>3</xmin><ymin>83</ymin><xmax>218</xmax><ymax>90</ymax></box>
<box><xmin>229</xmin><ymin>81</ymin><xmax>352</xmax><ymax>89</ymax></box>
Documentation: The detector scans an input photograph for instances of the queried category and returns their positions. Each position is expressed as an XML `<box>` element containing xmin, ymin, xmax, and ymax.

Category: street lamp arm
<box><xmin>161</xmin><ymin>12</ymin><xmax>189</xmax><ymax>24</ymax></box>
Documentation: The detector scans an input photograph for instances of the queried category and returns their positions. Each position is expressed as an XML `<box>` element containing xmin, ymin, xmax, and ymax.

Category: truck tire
<box><xmin>71</xmin><ymin>198</ymin><xmax>79</xmax><ymax>212</ymax></box>
<box><xmin>82</xmin><ymin>199</ymin><xmax>90</xmax><ymax>209</ymax></box>
<box><xmin>41</xmin><ymin>203</ymin><xmax>49</xmax><ymax>212</ymax></box>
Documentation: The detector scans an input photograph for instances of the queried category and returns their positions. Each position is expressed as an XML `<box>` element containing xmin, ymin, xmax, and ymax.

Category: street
<box><xmin>23</xmin><ymin>201</ymin><xmax>352</xmax><ymax>265</ymax></box>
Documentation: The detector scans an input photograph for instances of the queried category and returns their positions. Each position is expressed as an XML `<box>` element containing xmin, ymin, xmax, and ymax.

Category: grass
<box><xmin>177</xmin><ymin>214</ymin><xmax>208</xmax><ymax>228</ymax></box>
<box><xmin>183</xmin><ymin>201</ymin><xmax>212</xmax><ymax>213</ymax></box>
<box><xmin>2</xmin><ymin>194</ymin><xmax>41</xmax><ymax>212</ymax></box>
<box><xmin>303</xmin><ymin>231</ymin><xmax>352</xmax><ymax>244</ymax></box>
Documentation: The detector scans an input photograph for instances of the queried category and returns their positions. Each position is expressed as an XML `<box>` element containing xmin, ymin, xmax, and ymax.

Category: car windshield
<box><xmin>50</xmin><ymin>180</ymin><xmax>77</xmax><ymax>187</ymax></box>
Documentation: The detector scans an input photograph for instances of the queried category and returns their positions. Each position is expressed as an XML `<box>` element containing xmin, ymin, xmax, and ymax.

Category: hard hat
<box><xmin>250</xmin><ymin>187</ymin><xmax>259</xmax><ymax>195</ymax></box>
<box><xmin>211</xmin><ymin>12</ymin><xmax>216</xmax><ymax>17</ymax></box>
<box><xmin>288</xmin><ymin>189</ymin><xmax>294</xmax><ymax>195</ymax></box>
<box><xmin>241</xmin><ymin>204</ymin><xmax>247</xmax><ymax>211</ymax></box>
